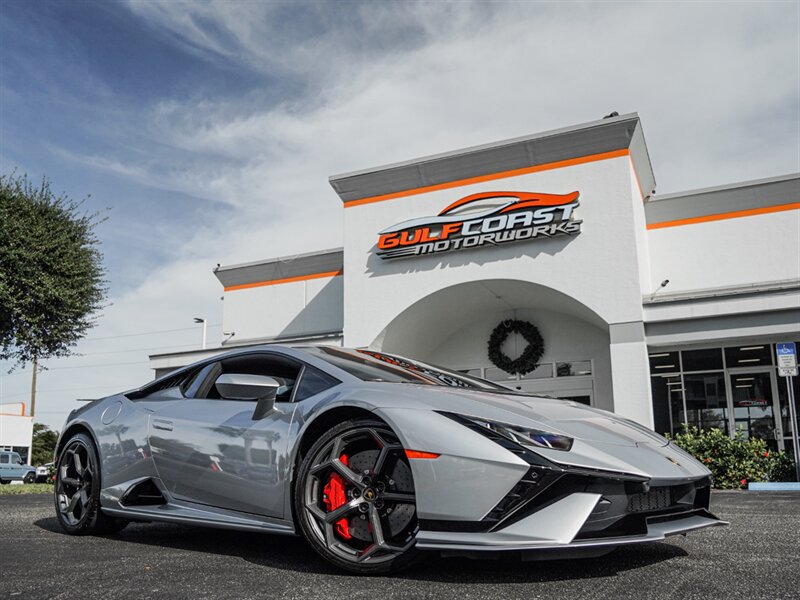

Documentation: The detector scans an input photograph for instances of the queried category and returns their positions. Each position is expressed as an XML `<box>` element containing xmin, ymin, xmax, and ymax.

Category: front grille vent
<box><xmin>627</xmin><ymin>487</ymin><xmax>673</xmax><ymax>513</ymax></box>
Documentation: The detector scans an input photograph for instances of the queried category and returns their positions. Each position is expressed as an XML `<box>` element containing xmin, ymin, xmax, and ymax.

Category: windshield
<box><xmin>305</xmin><ymin>346</ymin><xmax>512</xmax><ymax>391</ymax></box>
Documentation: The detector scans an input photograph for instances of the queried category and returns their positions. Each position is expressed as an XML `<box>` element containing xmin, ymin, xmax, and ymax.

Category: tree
<box><xmin>31</xmin><ymin>422</ymin><xmax>59</xmax><ymax>466</ymax></box>
<box><xmin>0</xmin><ymin>173</ymin><xmax>107</xmax><ymax>409</ymax></box>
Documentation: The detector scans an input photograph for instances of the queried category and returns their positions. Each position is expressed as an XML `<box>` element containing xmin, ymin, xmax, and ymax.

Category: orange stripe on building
<box><xmin>343</xmin><ymin>149</ymin><xmax>631</xmax><ymax>208</ymax></box>
<box><xmin>0</xmin><ymin>402</ymin><xmax>25</xmax><ymax>416</ymax></box>
<box><xmin>647</xmin><ymin>202</ymin><xmax>800</xmax><ymax>230</ymax></box>
<box><xmin>224</xmin><ymin>269</ymin><xmax>343</xmax><ymax>292</ymax></box>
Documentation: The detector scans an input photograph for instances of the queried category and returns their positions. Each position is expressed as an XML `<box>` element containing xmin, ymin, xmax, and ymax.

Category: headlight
<box><xmin>460</xmin><ymin>415</ymin><xmax>573</xmax><ymax>452</ymax></box>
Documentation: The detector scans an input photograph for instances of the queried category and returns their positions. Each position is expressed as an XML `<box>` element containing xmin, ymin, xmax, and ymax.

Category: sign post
<box><xmin>776</xmin><ymin>342</ymin><xmax>800</xmax><ymax>482</ymax></box>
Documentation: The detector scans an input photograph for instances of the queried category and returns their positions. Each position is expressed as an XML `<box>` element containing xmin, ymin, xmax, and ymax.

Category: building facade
<box><xmin>0</xmin><ymin>402</ymin><xmax>34</xmax><ymax>464</ymax></box>
<box><xmin>151</xmin><ymin>113</ymin><xmax>800</xmax><ymax>452</ymax></box>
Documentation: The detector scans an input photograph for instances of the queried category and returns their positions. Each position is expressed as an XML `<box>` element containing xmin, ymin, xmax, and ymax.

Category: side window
<box><xmin>127</xmin><ymin>366</ymin><xmax>203</xmax><ymax>401</ymax></box>
<box><xmin>199</xmin><ymin>354</ymin><xmax>302</xmax><ymax>403</ymax></box>
<box><xmin>294</xmin><ymin>366</ymin><xmax>340</xmax><ymax>402</ymax></box>
<box><xmin>184</xmin><ymin>362</ymin><xmax>220</xmax><ymax>399</ymax></box>
<box><xmin>0</xmin><ymin>454</ymin><xmax>8</xmax><ymax>464</ymax></box>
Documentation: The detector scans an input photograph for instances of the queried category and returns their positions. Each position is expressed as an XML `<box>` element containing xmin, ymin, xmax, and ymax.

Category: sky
<box><xmin>0</xmin><ymin>0</ymin><xmax>798</xmax><ymax>431</ymax></box>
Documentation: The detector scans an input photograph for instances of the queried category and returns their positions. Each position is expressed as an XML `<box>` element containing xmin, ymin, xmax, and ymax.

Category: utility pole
<box><xmin>30</xmin><ymin>354</ymin><xmax>38</xmax><ymax>418</ymax></box>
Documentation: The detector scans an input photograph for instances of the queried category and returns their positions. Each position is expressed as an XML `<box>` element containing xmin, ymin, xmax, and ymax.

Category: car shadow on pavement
<box><xmin>34</xmin><ymin>517</ymin><xmax>687</xmax><ymax>582</ymax></box>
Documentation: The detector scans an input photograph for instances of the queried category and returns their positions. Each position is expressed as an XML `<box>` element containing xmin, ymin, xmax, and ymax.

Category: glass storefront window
<box><xmin>557</xmin><ymin>394</ymin><xmax>591</xmax><ymax>405</ymax></box>
<box><xmin>461</xmin><ymin>369</ymin><xmax>483</xmax><ymax>378</ymax></box>
<box><xmin>482</xmin><ymin>361</ymin><xmax>587</xmax><ymax>382</ymax></box>
<box><xmin>651</xmin><ymin>375</ymin><xmax>685</xmax><ymax>437</ymax></box>
<box><xmin>682</xmin><ymin>348</ymin><xmax>723</xmax><ymax>372</ymax></box>
<box><xmin>555</xmin><ymin>361</ymin><xmax>591</xmax><ymax>377</ymax></box>
<box><xmin>777</xmin><ymin>358</ymin><xmax>800</xmax><ymax>440</ymax></box>
<box><xmin>684</xmin><ymin>372</ymin><xmax>729</xmax><ymax>434</ymax></box>
<box><xmin>520</xmin><ymin>363</ymin><xmax>554</xmax><ymax>380</ymax></box>
<box><xmin>730</xmin><ymin>372</ymin><xmax>777</xmax><ymax>446</ymax></box>
<box><xmin>724</xmin><ymin>345</ymin><xmax>773</xmax><ymax>368</ymax></box>
<box><xmin>484</xmin><ymin>367</ymin><xmax>517</xmax><ymax>381</ymax></box>
<box><xmin>649</xmin><ymin>351</ymin><xmax>679</xmax><ymax>373</ymax></box>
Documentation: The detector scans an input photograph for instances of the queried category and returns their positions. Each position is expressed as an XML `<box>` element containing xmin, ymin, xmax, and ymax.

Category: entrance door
<box><xmin>777</xmin><ymin>374</ymin><xmax>800</xmax><ymax>456</ymax></box>
<box><xmin>728</xmin><ymin>370</ymin><xmax>783</xmax><ymax>451</ymax></box>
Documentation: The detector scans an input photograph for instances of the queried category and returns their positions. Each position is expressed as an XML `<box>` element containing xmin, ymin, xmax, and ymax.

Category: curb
<box><xmin>748</xmin><ymin>482</ymin><xmax>800</xmax><ymax>491</ymax></box>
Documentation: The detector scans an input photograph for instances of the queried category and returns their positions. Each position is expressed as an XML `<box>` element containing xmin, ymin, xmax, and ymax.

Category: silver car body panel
<box><xmin>56</xmin><ymin>344</ymin><xmax>726</xmax><ymax>554</ymax></box>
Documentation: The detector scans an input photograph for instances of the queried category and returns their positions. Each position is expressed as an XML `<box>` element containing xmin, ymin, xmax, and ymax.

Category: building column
<box><xmin>608</xmin><ymin>321</ymin><xmax>654</xmax><ymax>428</ymax></box>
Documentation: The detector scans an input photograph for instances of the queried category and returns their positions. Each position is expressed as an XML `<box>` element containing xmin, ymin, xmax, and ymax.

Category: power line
<box><xmin>9</xmin><ymin>360</ymin><xmax>149</xmax><ymax>373</ymax></box>
<box><xmin>73</xmin><ymin>343</ymin><xmax>199</xmax><ymax>357</ymax></box>
<box><xmin>2</xmin><ymin>344</ymin><xmax>204</xmax><ymax>376</ymax></box>
<box><xmin>1</xmin><ymin>384</ymin><xmax>139</xmax><ymax>399</ymax></box>
<box><xmin>80</xmin><ymin>323</ymin><xmax>220</xmax><ymax>342</ymax></box>
<box><xmin>43</xmin><ymin>360</ymin><xmax>148</xmax><ymax>371</ymax></box>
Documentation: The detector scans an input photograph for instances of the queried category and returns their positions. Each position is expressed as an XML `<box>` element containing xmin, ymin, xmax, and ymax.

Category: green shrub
<box><xmin>667</xmin><ymin>426</ymin><xmax>796</xmax><ymax>489</ymax></box>
<box><xmin>765</xmin><ymin>451</ymin><xmax>796</xmax><ymax>483</ymax></box>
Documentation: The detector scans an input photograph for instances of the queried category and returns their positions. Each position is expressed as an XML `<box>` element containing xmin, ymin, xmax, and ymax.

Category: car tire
<box><xmin>0</xmin><ymin>479</ymin><xmax>7</xmax><ymax>485</ymax></box>
<box><xmin>54</xmin><ymin>432</ymin><xmax>128</xmax><ymax>535</ymax></box>
<box><xmin>23</xmin><ymin>472</ymin><xmax>35</xmax><ymax>484</ymax></box>
<box><xmin>294</xmin><ymin>418</ymin><xmax>420</xmax><ymax>574</ymax></box>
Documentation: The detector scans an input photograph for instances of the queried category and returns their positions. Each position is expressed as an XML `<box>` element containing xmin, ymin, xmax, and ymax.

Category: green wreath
<box><xmin>487</xmin><ymin>319</ymin><xmax>545</xmax><ymax>375</ymax></box>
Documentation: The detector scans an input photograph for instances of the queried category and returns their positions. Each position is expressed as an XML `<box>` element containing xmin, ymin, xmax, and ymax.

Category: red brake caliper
<box><xmin>323</xmin><ymin>454</ymin><xmax>351</xmax><ymax>539</ymax></box>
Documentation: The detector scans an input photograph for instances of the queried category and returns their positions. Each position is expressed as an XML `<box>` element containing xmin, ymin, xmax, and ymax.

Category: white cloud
<box><xmin>4</xmin><ymin>1</ymin><xmax>798</xmax><ymax>430</ymax></box>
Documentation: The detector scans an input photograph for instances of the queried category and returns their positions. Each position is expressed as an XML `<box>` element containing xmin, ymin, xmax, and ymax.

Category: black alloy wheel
<box><xmin>54</xmin><ymin>432</ymin><xmax>127</xmax><ymax>535</ymax></box>
<box><xmin>295</xmin><ymin>419</ymin><xmax>420</xmax><ymax>573</ymax></box>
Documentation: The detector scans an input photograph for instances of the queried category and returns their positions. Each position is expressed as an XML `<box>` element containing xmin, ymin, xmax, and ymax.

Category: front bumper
<box><xmin>416</xmin><ymin>419</ymin><xmax>727</xmax><ymax>552</ymax></box>
<box><xmin>417</xmin><ymin>502</ymin><xmax>726</xmax><ymax>552</ymax></box>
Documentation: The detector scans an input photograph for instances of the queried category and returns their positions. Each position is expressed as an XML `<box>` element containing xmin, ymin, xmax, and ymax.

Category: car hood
<box><xmin>369</xmin><ymin>384</ymin><xmax>668</xmax><ymax>448</ymax></box>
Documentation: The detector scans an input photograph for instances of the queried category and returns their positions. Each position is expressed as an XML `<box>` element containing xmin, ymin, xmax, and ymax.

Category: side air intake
<box><xmin>120</xmin><ymin>479</ymin><xmax>167</xmax><ymax>506</ymax></box>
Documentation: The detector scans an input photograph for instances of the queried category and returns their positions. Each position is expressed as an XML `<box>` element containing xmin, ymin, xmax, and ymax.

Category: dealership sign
<box><xmin>376</xmin><ymin>191</ymin><xmax>581</xmax><ymax>259</ymax></box>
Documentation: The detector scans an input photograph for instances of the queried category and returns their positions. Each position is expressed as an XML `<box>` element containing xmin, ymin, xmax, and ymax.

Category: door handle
<box><xmin>152</xmin><ymin>419</ymin><xmax>174</xmax><ymax>432</ymax></box>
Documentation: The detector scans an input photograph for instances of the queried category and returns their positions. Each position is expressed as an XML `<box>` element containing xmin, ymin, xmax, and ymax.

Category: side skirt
<box><xmin>102</xmin><ymin>501</ymin><xmax>297</xmax><ymax>536</ymax></box>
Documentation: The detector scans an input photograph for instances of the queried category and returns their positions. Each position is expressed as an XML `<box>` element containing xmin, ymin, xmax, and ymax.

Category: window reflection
<box><xmin>650</xmin><ymin>375</ymin><xmax>684</xmax><ymax>437</ymax></box>
<box><xmin>684</xmin><ymin>373</ymin><xmax>729</xmax><ymax>434</ymax></box>
<box><xmin>682</xmin><ymin>348</ymin><xmax>723</xmax><ymax>372</ymax></box>
<box><xmin>724</xmin><ymin>345</ymin><xmax>773</xmax><ymax>368</ymax></box>
<box><xmin>777</xmin><ymin>373</ymin><xmax>800</xmax><ymax>438</ymax></box>
<box><xmin>520</xmin><ymin>363</ymin><xmax>554</xmax><ymax>380</ymax></box>
<box><xmin>649</xmin><ymin>351</ymin><xmax>679</xmax><ymax>373</ymax></box>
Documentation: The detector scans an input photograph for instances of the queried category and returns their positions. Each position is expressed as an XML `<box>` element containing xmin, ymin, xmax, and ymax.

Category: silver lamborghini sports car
<box><xmin>54</xmin><ymin>346</ymin><xmax>726</xmax><ymax>573</ymax></box>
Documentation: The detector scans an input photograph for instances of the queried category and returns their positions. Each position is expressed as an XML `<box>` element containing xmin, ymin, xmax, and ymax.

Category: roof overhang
<box><xmin>329</xmin><ymin>112</ymin><xmax>656</xmax><ymax>205</ymax></box>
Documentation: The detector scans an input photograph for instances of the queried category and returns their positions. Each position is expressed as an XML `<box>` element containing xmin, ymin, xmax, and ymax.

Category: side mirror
<box><xmin>214</xmin><ymin>373</ymin><xmax>280</xmax><ymax>421</ymax></box>
<box><xmin>215</xmin><ymin>373</ymin><xmax>280</xmax><ymax>400</ymax></box>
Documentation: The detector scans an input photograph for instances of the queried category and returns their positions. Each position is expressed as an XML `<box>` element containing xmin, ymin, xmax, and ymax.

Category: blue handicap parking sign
<box><xmin>777</xmin><ymin>342</ymin><xmax>796</xmax><ymax>356</ymax></box>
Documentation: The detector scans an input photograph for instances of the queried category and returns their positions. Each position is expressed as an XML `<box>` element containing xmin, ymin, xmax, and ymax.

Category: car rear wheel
<box><xmin>54</xmin><ymin>432</ymin><xmax>127</xmax><ymax>535</ymax></box>
<box><xmin>295</xmin><ymin>419</ymin><xmax>420</xmax><ymax>574</ymax></box>
<box><xmin>23</xmin><ymin>472</ymin><xmax>35</xmax><ymax>484</ymax></box>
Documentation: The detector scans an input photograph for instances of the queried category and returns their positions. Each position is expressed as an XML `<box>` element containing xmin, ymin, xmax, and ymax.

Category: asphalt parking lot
<box><xmin>1</xmin><ymin>491</ymin><xmax>798</xmax><ymax>600</ymax></box>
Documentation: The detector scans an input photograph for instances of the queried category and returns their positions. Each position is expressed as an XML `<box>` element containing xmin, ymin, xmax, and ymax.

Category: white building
<box><xmin>0</xmin><ymin>402</ymin><xmax>34</xmax><ymax>463</ymax></box>
<box><xmin>151</xmin><ymin>113</ymin><xmax>800</xmax><ymax>452</ymax></box>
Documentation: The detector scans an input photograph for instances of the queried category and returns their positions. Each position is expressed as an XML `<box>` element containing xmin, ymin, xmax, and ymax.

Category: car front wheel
<box><xmin>23</xmin><ymin>472</ymin><xmax>35</xmax><ymax>484</ymax></box>
<box><xmin>54</xmin><ymin>432</ymin><xmax>127</xmax><ymax>535</ymax></box>
<box><xmin>295</xmin><ymin>419</ymin><xmax>420</xmax><ymax>574</ymax></box>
